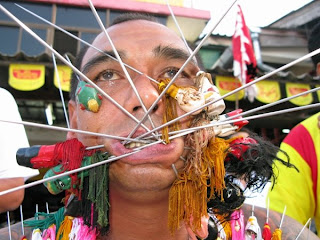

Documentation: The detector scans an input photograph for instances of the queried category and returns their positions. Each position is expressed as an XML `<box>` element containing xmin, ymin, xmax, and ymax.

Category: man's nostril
<box><xmin>153</xmin><ymin>104</ymin><xmax>159</xmax><ymax>112</ymax></box>
<box><xmin>133</xmin><ymin>106</ymin><xmax>140</xmax><ymax>112</ymax></box>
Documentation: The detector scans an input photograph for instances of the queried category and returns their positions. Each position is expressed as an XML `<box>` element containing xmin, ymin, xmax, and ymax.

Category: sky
<box><xmin>191</xmin><ymin>0</ymin><xmax>314</xmax><ymax>36</ymax></box>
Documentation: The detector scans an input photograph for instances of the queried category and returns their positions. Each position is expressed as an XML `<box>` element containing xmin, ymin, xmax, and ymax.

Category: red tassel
<box><xmin>54</xmin><ymin>138</ymin><xmax>86</xmax><ymax>170</ymax></box>
<box><xmin>262</xmin><ymin>223</ymin><xmax>272</xmax><ymax>240</ymax></box>
<box><xmin>29</xmin><ymin>138</ymin><xmax>97</xmax><ymax>170</ymax></box>
<box><xmin>29</xmin><ymin>138</ymin><xmax>87</xmax><ymax>168</ymax></box>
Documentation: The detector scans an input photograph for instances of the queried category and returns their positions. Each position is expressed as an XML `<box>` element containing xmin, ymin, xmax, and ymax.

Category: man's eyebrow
<box><xmin>81</xmin><ymin>50</ymin><xmax>126</xmax><ymax>74</ymax></box>
<box><xmin>152</xmin><ymin>45</ymin><xmax>196</xmax><ymax>64</ymax></box>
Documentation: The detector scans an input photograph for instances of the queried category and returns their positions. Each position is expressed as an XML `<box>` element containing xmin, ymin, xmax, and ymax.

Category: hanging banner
<box><xmin>255</xmin><ymin>80</ymin><xmax>281</xmax><ymax>104</ymax></box>
<box><xmin>215</xmin><ymin>75</ymin><xmax>244</xmax><ymax>101</ymax></box>
<box><xmin>9</xmin><ymin>64</ymin><xmax>45</xmax><ymax>91</ymax></box>
<box><xmin>286</xmin><ymin>82</ymin><xmax>313</xmax><ymax>106</ymax></box>
<box><xmin>54</xmin><ymin>65</ymin><xmax>72</xmax><ymax>92</ymax></box>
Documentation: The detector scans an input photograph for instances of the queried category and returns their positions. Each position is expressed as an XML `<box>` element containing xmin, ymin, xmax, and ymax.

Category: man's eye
<box><xmin>162</xmin><ymin>68</ymin><xmax>190</xmax><ymax>81</ymax></box>
<box><xmin>96</xmin><ymin>70</ymin><xmax>120</xmax><ymax>81</ymax></box>
<box><xmin>163</xmin><ymin>68</ymin><xmax>179</xmax><ymax>79</ymax></box>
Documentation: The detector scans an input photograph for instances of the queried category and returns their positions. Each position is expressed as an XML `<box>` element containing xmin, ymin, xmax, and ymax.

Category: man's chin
<box><xmin>109</xmin><ymin>162</ymin><xmax>181</xmax><ymax>193</ymax></box>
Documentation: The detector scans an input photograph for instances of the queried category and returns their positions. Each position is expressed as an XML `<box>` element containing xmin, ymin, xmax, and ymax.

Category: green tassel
<box><xmin>54</xmin><ymin>207</ymin><xmax>65</xmax><ymax>235</ymax></box>
<box><xmin>87</xmin><ymin>152</ymin><xmax>110</xmax><ymax>228</ymax></box>
<box><xmin>24</xmin><ymin>207</ymin><xmax>64</xmax><ymax>232</ymax></box>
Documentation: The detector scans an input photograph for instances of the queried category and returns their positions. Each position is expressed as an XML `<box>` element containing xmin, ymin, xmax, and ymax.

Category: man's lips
<box><xmin>108</xmin><ymin>139</ymin><xmax>179</xmax><ymax>165</ymax></box>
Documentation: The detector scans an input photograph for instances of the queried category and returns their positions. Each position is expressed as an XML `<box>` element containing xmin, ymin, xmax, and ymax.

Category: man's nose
<box><xmin>123</xmin><ymin>74</ymin><xmax>164</xmax><ymax>116</ymax></box>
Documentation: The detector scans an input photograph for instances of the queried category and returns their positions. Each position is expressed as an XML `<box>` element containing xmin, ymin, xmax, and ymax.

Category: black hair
<box><xmin>308</xmin><ymin>22</ymin><xmax>320</xmax><ymax>68</ymax></box>
<box><xmin>207</xmin><ymin>133</ymin><xmax>297</xmax><ymax>219</ymax></box>
<box><xmin>110</xmin><ymin>13</ymin><xmax>158</xmax><ymax>26</ymax></box>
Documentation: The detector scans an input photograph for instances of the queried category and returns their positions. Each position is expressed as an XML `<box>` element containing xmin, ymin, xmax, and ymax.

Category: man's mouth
<box><xmin>124</xmin><ymin>141</ymin><xmax>149</xmax><ymax>149</ymax></box>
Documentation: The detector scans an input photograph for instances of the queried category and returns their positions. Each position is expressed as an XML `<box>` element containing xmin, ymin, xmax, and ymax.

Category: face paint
<box><xmin>76</xmin><ymin>81</ymin><xmax>102</xmax><ymax>113</ymax></box>
<box><xmin>43</xmin><ymin>157</ymin><xmax>91</xmax><ymax>195</ymax></box>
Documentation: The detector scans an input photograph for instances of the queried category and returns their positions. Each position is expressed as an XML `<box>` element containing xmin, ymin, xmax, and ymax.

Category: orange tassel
<box><xmin>168</xmin><ymin>131</ymin><xmax>230</xmax><ymax>234</ymax></box>
<box><xmin>271</xmin><ymin>228</ymin><xmax>282</xmax><ymax>240</ymax></box>
<box><xmin>223</xmin><ymin>220</ymin><xmax>232</xmax><ymax>239</ymax></box>
<box><xmin>205</xmin><ymin>137</ymin><xmax>230</xmax><ymax>200</ymax></box>
<box><xmin>159</xmin><ymin>79</ymin><xmax>180</xmax><ymax>143</ymax></box>
<box><xmin>56</xmin><ymin>216</ymin><xmax>74</xmax><ymax>240</ymax></box>
<box><xmin>262</xmin><ymin>223</ymin><xmax>272</xmax><ymax>240</ymax></box>
<box><xmin>214</xmin><ymin>214</ymin><xmax>232</xmax><ymax>239</ymax></box>
<box><xmin>168</xmin><ymin>172</ymin><xmax>208</xmax><ymax>234</ymax></box>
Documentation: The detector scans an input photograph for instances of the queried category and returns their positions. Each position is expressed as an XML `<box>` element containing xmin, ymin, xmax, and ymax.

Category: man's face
<box><xmin>68</xmin><ymin>20</ymin><xmax>200</xmax><ymax>194</ymax></box>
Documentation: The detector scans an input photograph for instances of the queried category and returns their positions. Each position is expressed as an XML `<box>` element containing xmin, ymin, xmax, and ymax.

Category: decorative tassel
<box><xmin>205</xmin><ymin>137</ymin><xmax>229</xmax><ymax>200</ymax></box>
<box><xmin>245</xmin><ymin>216</ymin><xmax>262</xmax><ymax>240</ymax></box>
<box><xmin>230</xmin><ymin>209</ymin><xmax>245</xmax><ymax>240</ymax></box>
<box><xmin>54</xmin><ymin>138</ymin><xmax>86</xmax><ymax>170</ymax></box>
<box><xmin>262</xmin><ymin>223</ymin><xmax>272</xmax><ymax>240</ymax></box>
<box><xmin>25</xmin><ymin>138</ymin><xmax>87</xmax><ymax>169</ymax></box>
<box><xmin>271</xmin><ymin>228</ymin><xmax>282</xmax><ymax>240</ymax></box>
<box><xmin>69</xmin><ymin>218</ymin><xmax>97</xmax><ymax>240</ymax></box>
<box><xmin>31</xmin><ymin>228</ymin><xmax>42</xmax><ymax>240</ymax></box>
<box><xmin>69</xmin><ymin>214</ymin><xmax>81</xmax><ymax>240</ymax></box>
<box><xmin>24</xmin><ymin>207</ymin><xmax>64</xmax><ymax>233</ymax></box>
<box><xmin>210</xmin><ymin>213</ymin><xmax>227</xmax><ymax>240</ymax></box>
<box><xmin>158</xmin><ymin>78</ymin><xmax>180</xmax><ymax>143</ymax></box>
<box><xmin>56</xmin><ymin>216</ymin><xmax>73</xmax><ymax>240</ymax></box>
<box><xmin>169</xmin><ymin>172</ymin><xmax>208</xmax><ymax>234</ymax></box>
<box><xmin>168</xmin><ymin>116</ymin><xmax>230</xmax><ymax>234</ymax></box>
<box><xmin>222</xmin><ymin>220</ymin><xmax>232</xmax><ymax>240</ymax></box>
<box><xmin>41</xmin><ymin>224</ymin><xmax>56</xmax><ymax>240</ymax></box>
<box><xmin>87</xmin><ymin>152</ymin><xmax>110</xmax><ymax>229</ymax></box>
<box><xmin>271</xmin><ymin>206</ymin><xmax>285</xmax><ymax>240</ymax></box>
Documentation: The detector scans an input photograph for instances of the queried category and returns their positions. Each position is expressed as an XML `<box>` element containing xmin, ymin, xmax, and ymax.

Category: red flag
<box><xmin>232</xmin><ymin>5</ymin><xmax>257</xmax><ymax>102</ymax></box>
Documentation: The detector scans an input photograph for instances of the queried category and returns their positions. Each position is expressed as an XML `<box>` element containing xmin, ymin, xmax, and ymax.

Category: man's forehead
<box><xmin>94</xmin><ymin>20</ymin><xmax>177</xmax><ymax>45</ymax></box>
<box><xmin>82</xmin><ymin>19</ymin><xmax>190</xmax><ymax>67</ymax></box>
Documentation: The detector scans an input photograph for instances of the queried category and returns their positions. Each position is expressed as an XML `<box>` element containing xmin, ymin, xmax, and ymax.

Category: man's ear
<box><xmin>67</xmin><ymin>100</ymin><xmax>77</xmax><ymax>140</ymax></box>
<box><xmin>316</xmin><ymin>62</ymin><xmax>320</xmax><ymax>76</ymax></box>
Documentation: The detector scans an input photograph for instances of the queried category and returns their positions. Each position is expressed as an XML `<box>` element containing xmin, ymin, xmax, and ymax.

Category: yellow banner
<box><xmin>54</xmin><ymin>65</ymin><xmax>72</xmax><ymax>92</ymax></box>
<box><xmin>134</xmin><ymin>0</ymin><xmax>184</xmax><ymax>6</ymax></box>
<box><xmin>9</xmin><ymin>64</ymin><xmax>45</xmax><ymax>91</ymax></box>
<box><xmin>286</xmin><ymin>83</ymin><xmax>313</xmax><ymax>106</ymax></box>
<box><xmin>256</xmin><ymin>80</ymin><xmax>281</xmax><ymax>104</ymax></box>
<box><xmin>215</xmin><ymin>76</ymin><xmax>244</xmax><ymax>101</ymax></box>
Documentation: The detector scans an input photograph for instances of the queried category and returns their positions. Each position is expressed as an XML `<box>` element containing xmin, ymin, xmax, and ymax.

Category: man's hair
<box><xmin>110</xmin><ymin>13</ymin><xmax>158</xmax><ymax>26</ymax></box>
<box><xmin>308</xmin><ymin>22</ymin><xmax>320</xmax><ymax>68</ymax></box>
<box><xmin>69</xmin><ymin>13</ymin><xmax>159</xmax><ymax>100</ymax></box>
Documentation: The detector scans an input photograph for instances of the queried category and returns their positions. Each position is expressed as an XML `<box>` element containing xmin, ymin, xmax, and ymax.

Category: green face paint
<box><xmin>43</xmin><ymin>157</ymin><xmax>91</xmax><ymax>195</ymax></box>
<box><xmin>76</xmin><ymin>81</ymin><xmax>102</xmax><ymax>113</ymax></box>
